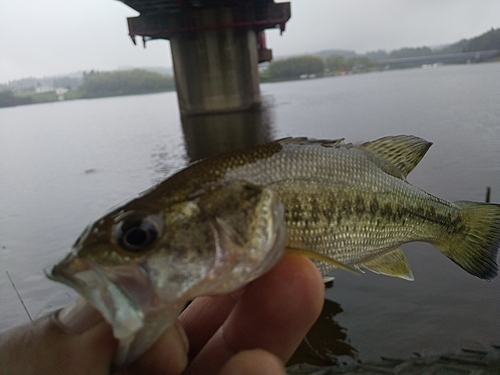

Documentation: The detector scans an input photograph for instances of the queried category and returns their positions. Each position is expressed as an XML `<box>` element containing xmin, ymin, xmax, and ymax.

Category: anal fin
<box><xmin>357</xmin><ymin>247</ymin><xmax>414</xmax><ymax>281</ymax></box>
<box><xmin>285</xmin><ymin>247</ymin><xmax>361</xmax><ymax>275</ymax></box>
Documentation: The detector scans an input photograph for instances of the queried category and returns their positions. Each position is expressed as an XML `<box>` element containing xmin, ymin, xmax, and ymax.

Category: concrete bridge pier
<box><xmin>121</xmin><ymin>0</ymin><xmax>290</xmax><ymax>116</ymax></box>
<box><xmin>170</xmin><ymin>9</ymin><xmax>260</xmax><ymax>115</ymax></box>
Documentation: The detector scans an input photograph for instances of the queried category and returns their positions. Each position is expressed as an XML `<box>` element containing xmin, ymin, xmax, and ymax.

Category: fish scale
<box><xmin>195</xmin><ymin>139</ymin><xmax>456</xmax><ymax>273</ymax></box>
<box><xmin>279</xmin><ymin>183</ymin><xmax>452</xmax><ymax>272</ymax></box>
<box><xmin>47</xmin><ymin>135</ymin><xmax>500</xmax><ymax>366</ymax></box>
<box><xmin>115</xmin><ymin>135</ymin><xmax>498</xmax><ymax>281</ymax></box>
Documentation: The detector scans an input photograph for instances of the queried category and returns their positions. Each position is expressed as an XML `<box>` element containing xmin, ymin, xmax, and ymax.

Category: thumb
<box><xmin>54</xmin><ymin>296</ymin><xmax>107</xmax><ymax>334</ymax></box>
<box><xmin>0</xmin><ymin>297</ymin><xmax>116</xmax><ymax>375</ymax></box>
<box><xmin>55</xmin><ymin>297</ymin><xmax>190</xmax><ymax>375</ymax></box>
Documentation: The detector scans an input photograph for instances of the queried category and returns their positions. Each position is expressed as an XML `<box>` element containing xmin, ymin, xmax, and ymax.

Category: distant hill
<box><xmin>314</xmin><ymin>49</ymin><xmax>357</xmax><ymax>60</ymax></box>
<box><xmin>272</xmin><ymin>28</ymin><xmax>500</xmax><ymax>63</ymax></box>
<box><xmin>117</xmin><ymin>66</ymin><xmax>173</xmax><ymax>76</ymax></box>
<box><xmin>1</xmin><ymin>66</ymin><xmax>174</xmax><ymax>92</ymax></box>
<box><xmin>364</xmin><ymin>28</ymin><xmax>500</xmax><ymax>61</ymax></box>
<box><xmin>0</xmin><ymin>68</ymin><xmax>176</xmax><ymax>107</ymax></box>
<box><xmin>273</xmin><ymin>49</ymin><xmax>356</xmax><ymax>62</ymax></box>
<box><xmin>440</xmin><ymin>28</ymin><xmax>500</xmax><ymax>54</ymax></box>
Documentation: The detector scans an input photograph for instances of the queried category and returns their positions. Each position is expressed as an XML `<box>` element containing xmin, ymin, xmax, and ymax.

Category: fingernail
<box><xmin>52</xmin><ymin>296</ymin><xmax>105</xmax><ymax>334</ymax></box>
<box><xmin>175</xmin><ymin>322</ymin><xmax>189</xmax><ymax>355</ymax></box>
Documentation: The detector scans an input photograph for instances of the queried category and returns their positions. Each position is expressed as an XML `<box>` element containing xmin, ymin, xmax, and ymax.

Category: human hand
<box><xmin>0</xmin><ymin>254</ymin><xmax>324</xmax><ymax>375</ymax></box>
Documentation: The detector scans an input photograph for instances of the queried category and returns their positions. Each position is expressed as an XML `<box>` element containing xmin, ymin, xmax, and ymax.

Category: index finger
<box><xmin>183</xmin><ymin>254</ymin><xmax>325</xmax><ymax>375</ymax></box>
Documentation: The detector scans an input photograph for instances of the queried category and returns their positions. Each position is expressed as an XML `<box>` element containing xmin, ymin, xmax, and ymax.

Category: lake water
<box><xmin>1</xmin><ymin>62</ymin><xmax>500</xmax><ymax>364</ymax></box>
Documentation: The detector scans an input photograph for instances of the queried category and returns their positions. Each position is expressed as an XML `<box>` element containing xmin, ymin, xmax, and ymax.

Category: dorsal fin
<box><xmin>356</xmin><ymin>135</ymin><xmax>432</xmax><ymax>178</ymax></box>
<box><xmin>356</xmin><ymin>247</ymin><xmax>414</xmax><ymax>281</ymax></box>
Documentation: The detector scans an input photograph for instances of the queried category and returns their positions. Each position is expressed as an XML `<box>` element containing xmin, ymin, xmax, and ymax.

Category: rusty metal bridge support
<box><xmin>119</xmin><ymin>0</ymin><xmax>290</xmax><ymax>116</ymax></box>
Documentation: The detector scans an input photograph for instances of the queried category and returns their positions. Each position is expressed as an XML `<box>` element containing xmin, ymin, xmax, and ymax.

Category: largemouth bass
<box><xmin>47</xmin><ymin>135</ymin><xmax>500</xmax><ymax>366</ymax></box>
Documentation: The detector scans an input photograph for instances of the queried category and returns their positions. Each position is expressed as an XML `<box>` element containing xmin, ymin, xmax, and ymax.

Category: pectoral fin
<box><xmin>357</xmin><ymin>247</ymin><xmax>414</xmax><ymax>281</ymax></box>
<box><xmin>285</xmin><ymin>247</ymin><xmax>361</xmax><ymax>275</ymax></box>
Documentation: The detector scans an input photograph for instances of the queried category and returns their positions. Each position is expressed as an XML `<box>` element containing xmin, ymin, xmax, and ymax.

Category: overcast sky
<box><xmin>1</xmin><ymin>0</ymin><xmax>500</xmax><ymax>83</ymax></box>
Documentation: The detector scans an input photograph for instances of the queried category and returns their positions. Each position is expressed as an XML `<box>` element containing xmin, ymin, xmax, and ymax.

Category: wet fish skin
<box><xmin>47</xmin><ymin>135</ymin><xmax>500</xmax><ymax>366</ymax></box>
<box><xmin>149</xmin><ymin>134</ymin><xmax>499</xmax><ymax>280</ymax></box>
<box><xmin>48</xmin><ymin>179</ymin><xmax>286</xmax><ymax>366</ymax></box>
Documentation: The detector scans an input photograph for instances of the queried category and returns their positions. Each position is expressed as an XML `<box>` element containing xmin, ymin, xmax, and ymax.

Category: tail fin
<box><xmin>436</xmin><ymin>201</ymin><xmax>500</xmax><ymax>281</ymax></box>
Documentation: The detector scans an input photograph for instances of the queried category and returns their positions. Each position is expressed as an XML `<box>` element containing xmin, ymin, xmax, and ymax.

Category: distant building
<box><xmin>35</xmin><ymin>86</ymin><xmax>54</xmax><ymax>93</ymax></box>
<box><xmin>55</xmin><ymin>87</ymin><xmax>69</xmax><ymax>101</ymax></box>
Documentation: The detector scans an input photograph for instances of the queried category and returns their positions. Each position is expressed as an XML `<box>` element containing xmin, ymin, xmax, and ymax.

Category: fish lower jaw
<box><xmin>48</xmin><ymin>257</ymin><xmax>176</xmax><ymax>366</ymax></box>
<box><xmin>48</xmin><ymin>256</ymin><xmax>148</xmax><ymax>339</ymax></box>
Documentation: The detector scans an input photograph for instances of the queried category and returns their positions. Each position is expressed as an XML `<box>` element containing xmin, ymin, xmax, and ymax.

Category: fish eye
<box><xmin>113</xmin><ymin>212</ymin><xmax>162</xmax><ymax>253</ymax></box>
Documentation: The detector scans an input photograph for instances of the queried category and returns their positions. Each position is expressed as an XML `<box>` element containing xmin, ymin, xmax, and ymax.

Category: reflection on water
<box><xmin>289</xmin><ymin>298</ymin><xmax>359</xmax><ymax>367</ymax></box>
<box><xmin>150</xmin><ymin>103</ymin><xmax>274</xmax><ymax>183</ymax></box>
<box><xmin>181</xmin><ymin>101</ymin><xmax>275</xmax><ymax>162</ymax></box>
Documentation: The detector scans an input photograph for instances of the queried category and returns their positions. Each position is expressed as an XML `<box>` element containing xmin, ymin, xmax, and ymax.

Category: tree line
<box><xmin>261</xmin><ymin>28</ymin><xmax>500</xmax><ymax>81</ymax></box>
<box><xmin>0</xmin><ymin>90</ymin><xmax>33</xmax><ymax>107</ymax></box>
<box><xmin>80</xmin><ymin>69</ymin><xmax>175</xmax><ymax>98</ymax></box>
<box><xmin>261</xmin><ymin>54</ymin><xmax>376</xmax><ymax>81</ymax></box>
<box><xmin>0</xmin><ymin>69</ymin><xmax>176</xmax><ymax>107</ymax></box>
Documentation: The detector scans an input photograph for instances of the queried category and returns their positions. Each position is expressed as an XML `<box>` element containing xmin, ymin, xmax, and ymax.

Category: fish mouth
<box><xmin>46</xmin><ymin>252</ymin><xmax>186</xmax><ymax>366</ymax></box>
<box><xmin>46</xmin><ymin>252</ymin><xmax>153</xmax><ymax>340</ymax></box>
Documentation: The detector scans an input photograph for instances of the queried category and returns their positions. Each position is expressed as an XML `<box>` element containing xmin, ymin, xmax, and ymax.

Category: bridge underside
<box><xmin>120</xmin><ymin>0</ymin><xmax>290</xmax><ymax>115</ymax></box>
